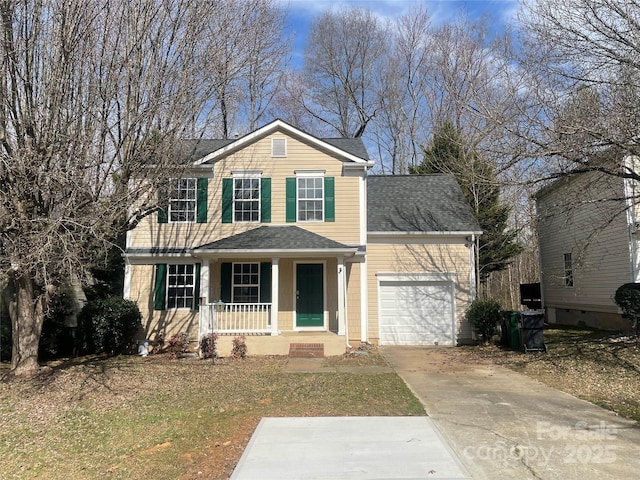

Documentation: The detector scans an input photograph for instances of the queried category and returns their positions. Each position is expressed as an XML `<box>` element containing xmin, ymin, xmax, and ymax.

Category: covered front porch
<box><xmin>193</xmin><ymin>226</ymin><xmax>366</xmax><ymax>349</ymax></box>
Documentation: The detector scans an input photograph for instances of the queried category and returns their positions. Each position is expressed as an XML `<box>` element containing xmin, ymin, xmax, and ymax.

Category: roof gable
<box><xmin>367</xmin><ymin>175</ymin><xmax>481</xmax><ymax>233</ymax></box>
<box><xmin>190</xmin><ymin>119</ymin><xmax>373</xmax><ymax>166</ymax></box>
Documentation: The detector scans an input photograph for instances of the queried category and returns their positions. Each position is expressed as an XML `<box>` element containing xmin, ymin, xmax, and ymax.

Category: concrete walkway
<box><xmin>381</xmin><ymin>346</ymin><xmax>640</xmax><ymax>480</ymax></box>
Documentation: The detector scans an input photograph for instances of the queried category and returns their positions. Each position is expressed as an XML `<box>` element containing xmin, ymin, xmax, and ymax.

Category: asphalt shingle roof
<box><xmin>367</xmin><ymin>175</ymin><xmax>481</xmax><ymax>233</ymax></box>
<box><xmin>194</xmin><ymin>226</ymin><xmax>355</xmax><ymax>251</ymax></box>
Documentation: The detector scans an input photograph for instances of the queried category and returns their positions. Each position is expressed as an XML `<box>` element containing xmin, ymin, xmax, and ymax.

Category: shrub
<box><xmin>167</xmin><ymin>332</ymin><xmax>190</xmax><ymax>359</ymax></box>
<box><xmin>614</xmin><ymin>283</ymin><xmax>640</xmax><ymax>335</ymax></box>
<box><xmin>466</xmin><ymin>298</ymin><xmax>502</xmax><ymax>343</ymax></box>
<box><xmin>200</xmin><ymin>333</ymin><xmax>218</xmax><ymax>361</ymax></box>
<box><xmin>231</xmin><ymin>335</ymin><xmax>247</xmax><ymax>359</ymax></box>
<box><xmin>78</xmin><ymin>296</ymin><xmax>142</xmax><ymax>355</ymax></box>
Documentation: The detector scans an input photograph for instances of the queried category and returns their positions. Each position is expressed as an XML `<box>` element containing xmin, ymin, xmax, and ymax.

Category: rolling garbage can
<box><xmin>508</xmin><ymin>311</ymin><xmax>521</xmax><ymax>351</ymax></box>
<box><xmin>499</xmin><ymin>312</ymin><xmax>510</xmax><ymax>347</ymax></box>
<box><xmin>518</xmin><ymin>311</ymin><xmax>546</xmax><ymax>353</ymax></box>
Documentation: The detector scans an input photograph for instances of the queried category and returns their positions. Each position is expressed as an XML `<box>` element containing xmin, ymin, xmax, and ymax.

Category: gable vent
<box><xmin>272</xmin><ymin>138</ymin><xmax>286</xmax><ymax>157</ymax></box>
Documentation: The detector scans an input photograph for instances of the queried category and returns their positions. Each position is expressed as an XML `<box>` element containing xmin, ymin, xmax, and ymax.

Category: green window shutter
<box><xmin>154</xmin><ymin>264</ymin><xmax>167</xmax><ymax>310</ymax></box>
<box><xmin>261</xmin><ymin>178</ymin><xmax>271</xmax><ymax>223</ymax></box>
<box><xmin>220</xmin><ymin>262</ymin><xmax>232</xmax><ymax>303</ymax></box>
<box><xmin>157</xmin><ymin>182</ymin><xmax>169</xmax><ymax>224</ymax></box>
<box><xmin>286</xmin><ymin>177</ymin><xmax>296</xmax><ymax>222</ymax></box>
<box><xmin>324</xmin><ymin>176</ymin><xmax>335</xmax><ymax>222</ymax></box>
<box><xmin>196</xmin><ymin>178</ymin><xmax>208</xmax><ymax>223</ymax></box>
<box><xmin>192</xmin><ymin>263</ymin><xmax>201</xmax><ymax>311</ymax></box>
<box><xmin>259</xmin><ymin>262</ymin><xmax>272</xmax><ymax>303</ymax></box>
<box><xmin>222</xmin><ymin>178</ymin><xmax>233</xmax><ymax>224</ymax></box>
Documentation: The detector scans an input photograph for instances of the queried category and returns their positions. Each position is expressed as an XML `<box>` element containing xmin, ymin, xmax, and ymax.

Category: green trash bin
<box><xmin>508</xmin><ymin>311</ymin><xmax>521</xmax><ymax>351</ymax></box>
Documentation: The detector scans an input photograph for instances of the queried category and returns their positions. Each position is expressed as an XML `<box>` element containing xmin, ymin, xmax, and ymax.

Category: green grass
<box><xmin>0</xmin><ymin>355</ymin><xmax>424</xmax><ymax>480</ymax></box>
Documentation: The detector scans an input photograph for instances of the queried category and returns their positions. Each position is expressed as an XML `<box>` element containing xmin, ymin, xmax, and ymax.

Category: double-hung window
<box><xmin>169</xmin><ymin>179</ymin><xmax>196</xmax><ymax>222</ymax></box>
<box><xmin>563</xmin><ymin>253</ymin><xmax>574</xmax><ymax>287</ymax></box>
<box><xmin>286</xmin><ymin>171</ymin><xmax>334</xmax><ymax>223</ymax></box>
<box><xmin>167</xmin><ymin>264</ymin><xmax>195</xmax><ymax>309</ymax></box>
<box><xmin>222</xmin><ymin>172</ymin><xmax>271</xmax><ymax>224</ymax></box>
<box><xmin>234</xmin><ymin>177</ymin><xmax>260</xmax><ymax>222</ymax></box>
<box><xmin>232</xmin><ymin>263</ymin><xmax>260</xmax><ymax>303</ymax></box>
<box><xmin>297</xmin><ymin>177</ymin><xmax>324</xmax><ymax>221</ymax></box>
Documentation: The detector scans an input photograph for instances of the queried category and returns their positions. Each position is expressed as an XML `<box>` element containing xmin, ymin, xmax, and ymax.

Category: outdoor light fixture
<box><xmin>214</xmin><ymin>299</ymin><xmax>225</xmax><ymax>312</ymax></box>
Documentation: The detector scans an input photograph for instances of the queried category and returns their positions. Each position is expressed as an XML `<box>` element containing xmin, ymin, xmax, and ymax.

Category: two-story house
<box><xmin>124</xmin><ymin>120</ymin><xmax>481</xmax><ymax>355</ymax></box>
<box><xmin>536</xmin><ymin>157</ymin><xmax>640</xmax><ymax>331</ymax></box>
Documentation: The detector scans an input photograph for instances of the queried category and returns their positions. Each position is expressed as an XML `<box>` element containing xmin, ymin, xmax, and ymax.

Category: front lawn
<box><xmin>0</xmin><ymin>354</ymin><xmax>424</xmax><ymax>480</ymax></box>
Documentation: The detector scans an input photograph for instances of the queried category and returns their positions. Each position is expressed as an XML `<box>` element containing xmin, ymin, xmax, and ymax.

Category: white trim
<box><xmin>376</xmin><ymin>272</ymin><xmax>457</xmax><ymax>282</ymax></box>
<box><xmin>368</xmin><ymin>231</ymin><xmax>482</xmax><ymax>237</ymax></box>
<box><xmin>194</xmin><ymin>119</ymin><xmax>373</xmax><ymax>166</ymax></box>
<box><xmin>469</xmin><ymin>234</ymin><xmax>477</xmax><ymax>301</ymax></box>
<box><xmin>337</xmin><ymin>257</ymin><xmax>346</xmax><ymax>336</ymax></box>
<box><xmin>293</xmin><ymin>261</ymin><xmax>327</xmax><ymax>331</ymax></box>
<box><xmin>271</xmin><ymin>258</ymin><xmax>280</xmax><ymax>336</ymax></box>
<box><xmin>359</xmin><ymin>174</ymin><xmax>367</xmax><ymax>246</ymax></box>
<box><xmin>123</xmin><ymin>262</ymin><xmax>132</xmax><ymax>299</ymax></box>
<box><xmin>360</xmin><ymin>260</ymin><xmax>368</xmax><ymax>343</ymax></box>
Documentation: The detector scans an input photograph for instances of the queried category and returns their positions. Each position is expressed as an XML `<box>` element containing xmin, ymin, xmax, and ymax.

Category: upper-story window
<box><xmin>286</xmin><ymin>171</ymin><xmax>335</xmax><ymax>223</ymax></box>
<box><xmin>234</xmin><ymin>177</ymin><xmax>260</xmax><ymax>222</ymax></box>
<box><xmin>222</xmin><ymin>171</ymin><xmax>271</xmax><ymax>224</ymax></box>
<box><xmin>169</xmin><ymin>179</ymin><xmax>196</xmax><ymax>222</ymax></box>
<box><xmin>297</xmin><ymin>177</ymin><xmax>324</xmax><ymax>221</ymax></box>
<box><xmin>157</xmin><ymin>177</ymin><xmax>208</xmax><ymax>224</ymax></box>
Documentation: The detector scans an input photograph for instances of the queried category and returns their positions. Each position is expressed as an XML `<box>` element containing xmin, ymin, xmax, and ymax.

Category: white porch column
<box><xmin>271</xmin><ymin>258</ymin><xmax>279</xmax><ymax>336</ymax></box>
<box><xmin>360</xmin><ymin>261</ymin><xmax>368</xmax><ymax>343</ymax></box>
<box><xmin>200</xmin><ymin>259</ymin><xmax>210</xmax><ymax>304</ymax></box>
<box><xmin>337</xmin><ymin>257</ymin><xmax>346</xmax><ymax>336</ymax></box>
<box><xmin>199</xmin><ymin>259</ymin><xmax>211</xmax><ymax>338</ymax></box>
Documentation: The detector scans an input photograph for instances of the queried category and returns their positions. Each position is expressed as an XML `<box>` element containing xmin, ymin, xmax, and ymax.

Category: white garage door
<box><xmin>379</xmin><ymin>280</ymin><xmax>455</xmax><ymax>346</ymax></box>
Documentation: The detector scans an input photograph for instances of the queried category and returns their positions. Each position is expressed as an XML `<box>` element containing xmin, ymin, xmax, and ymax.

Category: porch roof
<box><xmin>192</xmin><ymin>226</ymin><xmax>361</xmax><ymax>256</ymax></box>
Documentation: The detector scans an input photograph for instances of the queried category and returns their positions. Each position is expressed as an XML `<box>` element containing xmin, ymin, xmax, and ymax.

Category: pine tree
<box><xmin>410</xmin><ymin>121</ymin><xmax>523</xmax><ymax>282</ymax></box>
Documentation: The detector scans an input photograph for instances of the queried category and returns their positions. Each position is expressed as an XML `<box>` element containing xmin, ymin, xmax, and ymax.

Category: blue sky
<box><xmin>281</xmin><ymin>0</ymin><xmax>521</xmax><ymax>64</ymax></box>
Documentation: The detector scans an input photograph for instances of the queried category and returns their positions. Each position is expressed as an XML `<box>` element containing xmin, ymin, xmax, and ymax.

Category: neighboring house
<box><xmin>124</xmin><ymin>120</ymin><xmax>481</xmax><ymax>355</ymax></box>
<box><xmin>535</xmin><ymin>162</ymin><xmax>640</xmax><ymax>330</ymax></box>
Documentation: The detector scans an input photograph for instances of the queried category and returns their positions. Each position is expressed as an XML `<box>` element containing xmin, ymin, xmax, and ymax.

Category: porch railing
<box><xmin>200</xmin><ymin>303</ymin><xmax>271</xmax><ymax>336</ymax></box>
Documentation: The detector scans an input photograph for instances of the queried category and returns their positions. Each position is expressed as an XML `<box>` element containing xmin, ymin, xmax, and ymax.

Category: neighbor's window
<box><xmin>232</xmin><ymin>263</ymin><xmax>259</xmax><ymax>303</ymax></box>
<box><xmin>563</xmin><ymin>253</ymin><xmax>574</xmax><ymax>287</ymax></box>
<box><xmin>167</xmin><ymin>264</ymin><xmax>195</xmax><ymax>309</ymax></box>
<box><xmin>234</xmin><ymin>178</ymin><xmax>260</xmax><ymax>222</ymax></box>
<box><xmin>297</xmin><ymin>177</ymin><xmax>324</xmax><ymax>221</ymax></box>
<box><xmin>169</xmin><ymin>178</ymin><xmax>196</xmax><ymax>222</ymax></box>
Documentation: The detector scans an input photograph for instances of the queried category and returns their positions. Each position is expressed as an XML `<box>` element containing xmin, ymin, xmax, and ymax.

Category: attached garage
<box><xmin>378</xmin><ymin>274</ymin><xmax>456</xmax><ymax>346</ymax></box>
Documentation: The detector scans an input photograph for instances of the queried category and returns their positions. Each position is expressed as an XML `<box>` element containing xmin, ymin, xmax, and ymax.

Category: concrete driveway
<box><xmin>381</xmin><ymin>346</ymin><xmax>640</xmax><ymax>480</ymax></box>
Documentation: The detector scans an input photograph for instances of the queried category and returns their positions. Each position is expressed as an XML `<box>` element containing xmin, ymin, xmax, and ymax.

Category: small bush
<box><xmin>200</xmin><ymin>333</ymin><xmax>218</xmax><ymax>361</ymax></box>
<box><xmin>167</xmin><ymin>332</ymin><xmax>190</xmax><ymax>359</ymax></box>
<box><xmin>231</xmin><ymin>335</ymin><xmax>247</xmax><ymax>359</ymax></box>
<box><xmin>78</xmin><ymin>296</ymin><xmax>142</xmax><ymax>355</ymax></box>
<box><xmin>614</xmin><ymin>283</ymin><xmax>640</xmax><ymax>335</ymax></box>
<box><xmin>466</xmin><ymin>298</ymin><xmax>502</xmax><ymax>343</ymax></box>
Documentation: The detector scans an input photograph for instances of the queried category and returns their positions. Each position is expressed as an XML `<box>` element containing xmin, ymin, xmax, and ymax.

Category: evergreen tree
<box><xmin>410</xmin><ymin>121</ymin><xmax>522</xmax><ymax>281</ymax></box>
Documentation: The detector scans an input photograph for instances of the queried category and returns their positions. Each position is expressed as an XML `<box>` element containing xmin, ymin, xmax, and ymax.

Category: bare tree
<box><xmin>0</xmin><ymin>0</ymin><xmax>252</xmax><ymax>377</ymax></box>
<box><xmin>513</xmin><ymin>0</ymin><xmax>640</xmax><ymax>181</ymax></box>
<box><xmin>300</xmin><ymin>7</ymin><xmax>389</xmax><ymax>138</ymax></box>
<box><xmin>206</xmin><ymin>0</ymin><xmax>290</xmax><ymax>138</ymax></box>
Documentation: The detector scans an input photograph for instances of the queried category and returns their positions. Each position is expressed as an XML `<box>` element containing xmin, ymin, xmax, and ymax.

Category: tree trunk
<box><xmin>10</xmin><ymin>275</ymin><xmax>45</xmax><ymax>377</ymax></box>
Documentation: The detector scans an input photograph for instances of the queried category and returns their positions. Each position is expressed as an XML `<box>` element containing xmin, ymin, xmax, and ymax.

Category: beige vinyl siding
<box><xmin>128</xmin><ymin>132</ymin><xmax>363</xmax><ymax>248</ymax></box>
<box><xmin>128</xmin><ymin>264</ymin><xmax>199</xmax><ymax>340</ymax></box>
<box><xmin>537</xmin><ymin>171</ymin><xmax>631</xmax><ymax>313</ymax></box>
<box><xmin>367</xmin><ymin>237</ymin><xmax>474</xmax><ymax>343</ymax></box>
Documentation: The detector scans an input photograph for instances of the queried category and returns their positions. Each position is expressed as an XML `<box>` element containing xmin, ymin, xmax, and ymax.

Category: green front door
<box><xmin>296</xmin><ymin>263</ymin><xmax>324</xmax><ymax>327</ymax></box>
